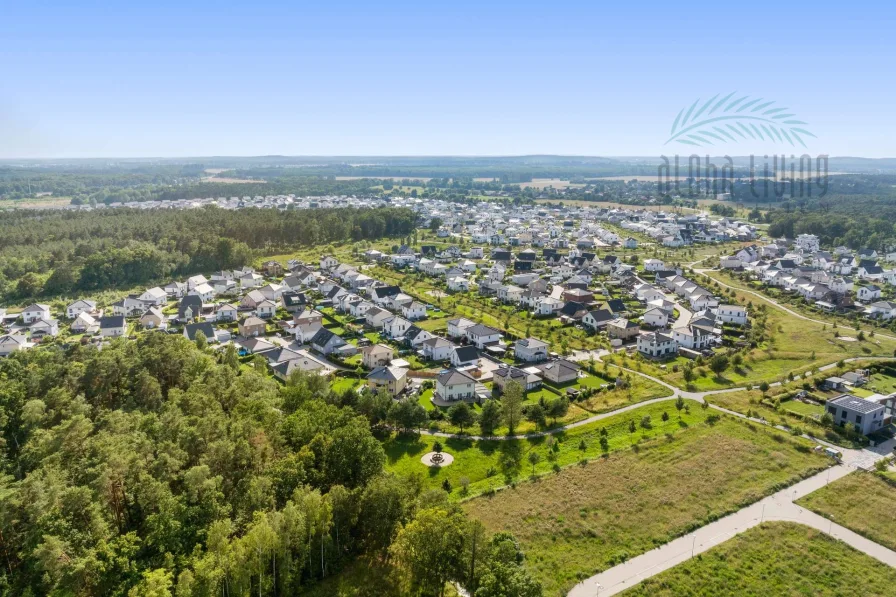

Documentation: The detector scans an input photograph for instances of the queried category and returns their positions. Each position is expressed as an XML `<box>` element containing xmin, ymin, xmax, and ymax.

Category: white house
<box><xmin>447</xmin><ymin>317</ymin><xmax>477</xmax><ymax>339</ymax></box>
<box><xmin>99</xmin><ymin>315</ymin><xmax>128</xmax><ymax>338</ymax></box>
<box><xmin>401</xmin><ymin>301</ymin><xmax>427</xmax><ymax>321</ymax></box>
<box><xmin>514</xmin><ymin>338</ymin><xmax>549</xmax><ymax>362</ymax></box>
<box><xmin>857</xmin><ymin>285</ymin><xmax>882</xmax><ymax>302</ymax></box>
<box><xmin>22</xmin><ymin>304</ymin><xmax>51</xmax><ymax>324</ymax></box>
<box><xmin>716</xmin><ymin>304</ymin><xmax>748</xmax><ymax>326</ymax></box>
<box><xmin>71</xmin><ymin>312</ymin><xmax>98</xmax><ymax>333</ymax></box>
<box><xmin>451</xmin><ymin>345</ymin><xmax>480</xmax><ymax>368</ymax></box>
<box><xmin>255</xmin><ymin>300</ymin><xmax>279</xmax><ymax>319</ymax></box>
<box><xmin>435</xmin><ymin>368</ymin><xmax>477</xmax><ymax>402</ymax></box>
<box><xmin>466</xmin><ymin>324</ymin><xmax>502</xmax><ymax>349</ymax></box>
<box><xmin>189</xmin><ymin>283</ymin><xmax>216</xmax><ymax>303</ymax></box>
<box><xmin>138</xmin><ymin>287</ymin><xmax>168</xmax><ymax>306</ymax></box>
<box><xmin>642</xmin><ymin>307</ymin><xmax>669</xmax><ymax>328</ymax></box>
<box><xmin>383</xmin><ymin>316</ymin><xmax>412</xmax><ymax>340</ymax></box>
<box><xmin>637</xmin><ymin>332</ymin><xmax>677</xmax><ymax>358</ymax></box>
<box><xmin>0</xmin><ymin>334</ymin><xmax>30</xmax><ymax>356</ymax></box>
<box><xmin>66</xmin><ymin>300</ymin><xmax>97</xmax><ymax>319</ymax></box>
<box><xmin>420</xmin><ymin>337</ymin><xmax>456</xmax><ymax>361</ymax></box>
<box><xmin>216</xmin><ymin>303</ymin><xmax>239</xmax><ymax>322</ymax></box>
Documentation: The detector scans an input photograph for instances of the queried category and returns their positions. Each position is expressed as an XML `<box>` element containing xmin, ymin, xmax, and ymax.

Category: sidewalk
<box><xmin>568</xmin><ymin>464</ymin><xmax>896</xmax><ymax>596</ymax></box>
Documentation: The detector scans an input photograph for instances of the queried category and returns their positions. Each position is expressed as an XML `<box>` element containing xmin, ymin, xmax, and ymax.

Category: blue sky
<box><xmin>2</xmin><ymin>1</ymin><xmax>894</xmax><ymax>158</ymax></box>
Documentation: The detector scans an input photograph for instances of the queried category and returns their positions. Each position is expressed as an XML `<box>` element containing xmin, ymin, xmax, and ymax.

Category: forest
<box><xmin>0</xmin><ymin>206</ymin><xmax>417</xmax><ymax>301</ymax></box>
<box><xmin>0</xmin><ymin>335</ymin><xmax>540</xmax><ymax>596</ymax></box>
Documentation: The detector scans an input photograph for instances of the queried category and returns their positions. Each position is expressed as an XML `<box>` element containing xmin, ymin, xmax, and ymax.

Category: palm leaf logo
<box><xmin>665</xmin><ymin>92</ymin><xmax>816</xmax><ymax>148</ymax></box>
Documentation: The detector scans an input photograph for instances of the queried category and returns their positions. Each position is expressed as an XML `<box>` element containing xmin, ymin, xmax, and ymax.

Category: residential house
<box><xmin>493</xmin><ymin>366</ymin><xmax>542</xmax><ymax>392</ymax></box>
<box><xmin>451</xmin><ymin>345</ymin><xmax>480</xmax><ymax>368</ymax></box>
<box><xmin>140</xmin><ymin>308</ymin><xmax>165</xmax><ymax>329</ymax></box>
<box><xmin>435</xmin><ymin>369</ymin><xmax>477</xmax><ymax>402</ymax></box>
<box><xmin>514</xmin><ymin>337</ymin><xmax>549</xmax><ymax>362</ymax></box>
<box><xmin>238</xmin><ymin>316</ymin><xmax>267</xmax><ymax>338</ymax></box>
<box><xmin>420</xmin><ymin>337</ymin><xmax>456</xmax><ymax>361</ymax></box>
<box><xmin>583</xmin><ymin>308</ymin><xmax>614</xmax><ymax>330</ymax></box>
<box><xmin>401</xmin><ymin>301</ymin><xmax>427</xmax><ymax>321</ymax></box>
<box><xmin>447</xmin><ymin>317</ymin><xmax>477</xmax><ymax>339</ymax></box>
<box><xmin>71</xmin><ymin>312</ymin><xmax>98</xmax><ymax>333</ymax></box>
<box><xmin>383</xmin><ymin>315</ymin><xmax>412</xmax><ymax>340</ymax></box>
<box><xmin>466</xmin><ymin>324</ymin><xmax>502</xmax><ymax>349</ymax></box>
<box><xmin>189</xmin><ymin>283</ymin><xmax>216</xmax><ymax>303</ymax></box>
<box><xmin>606</xmin><ymin>318</ymin><xmax>640</xmax><ymax>341</ymax></box>
<box><xmin>716</xmin><ymin>304</ymin><xmax>748</xmax><ymax>326</ymax></box>
<box><xmin>637</xmin><ymin>332</ymin><xmax>677</xmax><ymax>358</ymax></box>
<box><xmin>825</xmin><ymin>394</ymin><xmax>885</xmax><ymax>435</ymax></box>
<box><xmin>0</xmin><ymin>334</ymin><xmax>30</xmax><ymax>356</ymax></box>
<box><xmin>99</xmin><ymin>315</ymin><xmax>128</xmax><ymax>338</ymax></box>
<box><xmin>22</xmin><ymin>303</ymin><xmax>51</xmax><ymax>324</ymax></box>
<box><xmin>66</xmin><ymin>300</ymin><xmax>97</xmax><ymax>319</ymax></box>
<box><xmin>30</xmin><ymin>318</ymin><xmax>60</xmax><ymax>338</ymax></box>
<box><xmin>364</xmin><ymin>307</ymin><xmax>394</xmax><ymax>330</ymax></box>
<box><xmin>178</xmin><ymin>295</ymin><xmax>204</xmax><ymax>322</ymax></box>
<box><xmin>183</xmin><ymin>322</ymin><xmax>218</xmax><ymax>343</ymax></box>
<box><xmin>216</xmin><ymin>303</ymin><xmax>239</xmax><ymax>322</ymax></box>
<box><xmin>138</xmin><ymin>287</ymin><xmax>168</xmax><ymax>306</ymax></box>
<box><xmin>361</xmin><ymin>343</ymin><xmax>393</xmax><ymax>369</ymax></box>
<box><xmin>857</xmin><ymin>285</ymin><xmax>882</xmax><ymax>302</ymax></box>
<box><xmin>281</xmin><ymin>291</ymin><xmax>309</xmax><ymax>313</ymax></box>
<box><xmin>536</xmin><ymin>359</ymin><xmax>580</xmax><ymax>385</ymax></box>
<box><xmin>366</xmin><ymin>366</ymin><xmax>408</xmax><ymax>396</ymax></box>
<box><xmin>310</xmin><ymin>328</ymin><xmax>347</xmax><ymax>355</ymax></box>
<box><xmin>255</xmin><ymin>300</ymin><xmax>278</xmax><ymax>319</ymax></box>
<box><xmin>642</xmin><ymin>307</ymin><xmax>669</xmax><ymax>328</ymax></box>
<box><xmin>404</xmin><ymin>326</ymin><xmax>434</xmax><ymax>348</ymax></box>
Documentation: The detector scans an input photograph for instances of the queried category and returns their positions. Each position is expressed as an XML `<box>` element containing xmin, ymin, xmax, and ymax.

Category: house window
<box><xmin>855</xmin><ymin>415</ymin><xmax>862</xmax><ymax>424</ymax></box>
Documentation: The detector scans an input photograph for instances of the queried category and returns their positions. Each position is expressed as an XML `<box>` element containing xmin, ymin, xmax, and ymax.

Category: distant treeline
<box><xmin>0</xmin><ymin>206</ymin><xmax>417</xmax><ymax>300</ymax></box>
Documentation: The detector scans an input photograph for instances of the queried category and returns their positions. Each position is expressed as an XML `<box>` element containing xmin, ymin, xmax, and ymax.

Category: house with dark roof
<box><xmin>493</xmin><ymin>366</ymin><xmax>542</xmax><ymax>392</ymax></box>
<box><xmin>178</xmin><ymin>295</ymin><xmax>204</xmax><ymax>322</ymax></box>
<box><xmin>826</xmin><ymin>394</ymin><xmax>885</xmax><ymax>435</ymax></box>
<box><xmin>99</xmin><ymin>315</ymin><xmax>127</xmax><ymax>338</ymax></box>
<box><xmin>451</xmin><ymin>345</ymin><xmax>480</xmax><ymax>368</ymax></box>
<box><xmin>466</xmin><ymin>324</ymin><xmax>502</xmax><ymax>349</ymax></box>
<box><xmin>310</xmin><ymin>328</ymin><xmax>347</xmax><ymax>355</ymax></box>
<box><xmin>183</xmin><ymin>322</ymin><xmax>217</xmax><ymax>343</ymax></box>
<box><xmin>535</xmin><ymin>359</ymin><xmax>579</xmax><ymax>384</ymax></box>
<box><xmin>435</xmin><ymin>368</ymin><xmax>477</xmax><ymax>402</ymax></box>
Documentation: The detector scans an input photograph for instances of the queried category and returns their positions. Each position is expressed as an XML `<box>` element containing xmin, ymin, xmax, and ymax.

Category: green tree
<box><xmin>391</xmin><ymin>508</ymin><xmax>469</xmax><ymax>597</ymax></box>
<box><xmin>501</xmin><ymin>382</ymin><xmax>525</xmax><ymax>436</ymax></box>
<box><xmin>675</xmin><ymin>396</ymin><xmax>685</xmax><ymax>420</ymax></box>
<box><xmin>449</xmin><ymin>402</ymin><xmax>475</xmax><ymax>433</ymax></box>
<box><xmin>709</xmin><ymin>354</ymin><xmax>730</xmax><ymax>378</ymax></box>
<box><xmin>479</xmin><ymin>399</ymin><xmax>501</xmax><ymax>436</ymax></box>
<box><xmin>527</xmin><ymin>451</ymin><xmax>542</xmax><ymax>475</ymax></box>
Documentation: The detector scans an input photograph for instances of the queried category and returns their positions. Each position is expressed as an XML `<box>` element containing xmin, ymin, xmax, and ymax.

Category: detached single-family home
<box><xmin>361</xmin><ymin>343</ymin><xmax>393</xmax><ymax>369</ymax></box>
<box><xmin>435</xmin><ymin>368</ymin><xmax>477</xmax><ymax>402</ymax></box>
<box><xmin>857</xmin><ymin>285</ymin><xmax>882</xmax><ymax>302</ymax></box>
<box><xmin>22</xmin><ymin>304</ymin><xmax>51</xmax><ymax>324</ymax></box>
<box><xmin>238</xmin><ymin>316</ymin><xmax>267</xmax><ymax>338</ymax></box>
<box><xmin>514</xmin><ymin>338</ymin><xmax>549</xmax><ymax>362</ymax></box>
<box><xmin>30</xmin><ymin>318</ymin><xmax>60</xmax><ymax>338</ymax></box>
<box><xmin>583</xmin><ymin>308</ymin><xmax>614</xmax><ymax>330</ymax></box>
<box><xmin>607</xmin><ymin>318</ymin><xmax>640</xmax><ymax>341</ymax></box>
<box><xmin>255</xmin><ymin>300</ymin><xmax>278</xmax><ymax>319</ymax></box>
<box><xmin>66</xmin><ymin>300</ymin><xmax>97</xmax><ymax>319</ymax></box>
<box><xmin>0</xmin><ymin>334</ymin><xmax>30</xmax><ymax>356</ymax></box>
<box><xmin>138</xmin><ymin>287</ymin><xmax>168</xmax><ymax>306</ymax></box>
<box><xmin>536</xmin><ymin>359</ymin><xmax>579</xmax><ymax>385</ymax></box>
<box><xmin>401</xmin><ymin>301</ymin><xmax>427</xmax><ymax>321</ymax></box>
<box><xmin>310</xmin><ymin>328</ymin><xmax>347</xmax><ymax>355</ymax></box>
<box><xmin>189</xmin><ymin>283</ymin><xmax>216</xmax><ymax>303</ymax></box>
<box><xmin>716</xmin><ymin>304</ymin><xmax>748</xmax><ymax>326</ymax></box>
<box><xmin>493</xmin><ymin>366</ymin><xmax>542</xmax><ymax>392</ymax></box>
<box><xmin>467</xmin><ymin>324</ymin><xmax>502</xmax><ymax>349</ymax></box>
<box><xmin>420</xmin><ymin>337</ymin><xmax>455</xmax><ymax>361</ymax></box>
<box><xmin>451</xmin><ymin>345</ymin><xmax>480</xmax><ymax>368</ymax></box>
<box><xmin>140</xmin><ymin>307</ymin><xmax>165</xmax><ymax>329</ymax></box>
<box><xmin>637</xmin><ymin>332</ymin><xmax>677</xmax><ymax>358</ymax></box>
<box><xmin>366</xmin><ymin>366</ymin><xmax>408</xmax><ymax>396</ymax></box>
<box><xmin>825</xmin><ymin>394</ymin><xmax>886</xmax><ymax>435</ymax></box>
<box><xmin>183</xmin><ymin>322</ymin><xmax>218</xmax><ymax>343</ymax></box>
<box><xmin>216</xmin><ymin>303</ymin><xmax>239</xmax><ymax>322</ymax></box>
<box><xmin>71</xmin><ymin>312</ymin><xmax>98</xmax><ymax>333</ymax></box>
<box><xmin>99</xmin><ymin>315</ymin><xmax>128</xmax><ymax>338</ymax></box>
<box><xmin>447</xmin><ymin>317</ymin><xmax>477</xmax><ymax>339</ymax></box>
<box><xmin>642</xmin><ymin>307</ymin><xmax>669</xmax><ymax>328</ymax></box>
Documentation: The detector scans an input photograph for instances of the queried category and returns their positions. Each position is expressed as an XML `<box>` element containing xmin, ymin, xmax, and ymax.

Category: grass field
<box><xmin>620</xmin><ymin>522</ymin><xmax>896</xmax><ymax>597</ymax></box>
<box><xmin>462</xmin><ymin>417</ymin><xmax>826</xmax><ymax>594</ymax></box>
<box><xmin>384</xmin><ymin>401</ymin><xmax>709</xmax><ymax>498</ymax></box>
<box><xmin>797</xmin><ymin>472</ymin><xmax>896</xmax><ymax>552</ymax></box>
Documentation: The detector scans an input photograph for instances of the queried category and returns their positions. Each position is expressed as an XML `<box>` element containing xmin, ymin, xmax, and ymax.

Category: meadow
<box><xmin>461</xmin><ymin>416</ymin><xmax>827</xmax><ymax>594</ymax></box>
<box><xmin>620</xmin><ymin>522</ymin><xmax>896</xmax><ymax>597</ymax></box>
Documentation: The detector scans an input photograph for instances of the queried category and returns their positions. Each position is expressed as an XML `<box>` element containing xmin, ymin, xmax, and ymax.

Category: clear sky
<box><xmin>2</xmin><ymin>1</ymin><xmax>894</xmax><ymax>159</ymax></box>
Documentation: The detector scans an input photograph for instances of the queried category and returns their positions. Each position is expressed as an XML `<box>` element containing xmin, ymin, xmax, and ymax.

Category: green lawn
<box><xmin>621</xmin><ymin>522</ymin><xmax>896</xmax><ymax>597</ymax></box>
<box><xmin>784</xmin><ymin>400</ymin><xmax>825</xmax><ymax>417</ymax></box>
<box><xmin>796</xmin><ymin>471</ymin><xmax>896</xmax><ymax>552</ymax></box>
<box><xmin>462</xmin><ymin>416</ymin><xmax>827</xmax><ymax>594</ymax></box>
<box><xmin>867</xmin><ymin>372</ymin><xmax>896</xmax><ymax>395</ymax></box>
<box><xmin>384</xmin><ymin>401</ymin><xmax>713</xmax><ymax>500</ymax></box>
<box><xmin>331</xmin><ymin>377</ymin><xmax>361</xmax><ymax>393</ymax></box>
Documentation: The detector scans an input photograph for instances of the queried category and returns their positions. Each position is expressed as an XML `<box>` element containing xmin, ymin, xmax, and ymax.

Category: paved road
<box><xmin>568</xmin><ymin>463</ymin><xmax>896</xmax><ymax>597</ymax></box>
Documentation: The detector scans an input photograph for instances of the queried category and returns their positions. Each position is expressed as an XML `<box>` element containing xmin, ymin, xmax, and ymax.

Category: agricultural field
<box><xmin>621</xmin><ymin>522</ymin><xmax>896</xmax><ymax>597</ymax></box>
<box><xmin>462</xmin><ymin>416</ymin><xmax>827</xmax><ymax>594</ymax></box>
<box><xmin>797</xmin><ymin>472</ymin><xmax>896</xmax><ymax>552</ymax></box>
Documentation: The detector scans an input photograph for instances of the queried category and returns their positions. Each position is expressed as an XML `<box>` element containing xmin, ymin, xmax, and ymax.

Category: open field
<box><xmin>517</xmin><ymin>178</ymin><xmax>587</xmax><ymax>190</ymax></box>
<box><xmin>797</xmin><ymin>472</ymin><xmax>896</xmax><ymax>552</ymax></box>
<box><xmin>0</xmin><ymin>195</ymin><xmax>73</xmax><ymax>209</ymax></box>
<box><xmin>620</xmin><ymin>522</ymin><xmax>896</xmax><ymax>597</ymax></box>
<box><xmin>384</xmin><ymin>401</ymin><xmax>706</xmax><ymax>499</ymax></box>
<box><xmin>462</xmin><ymin>417</ymin><xmax>826</xmax><ymax>594</ymax></box>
